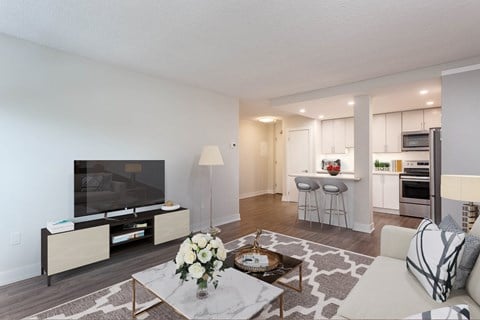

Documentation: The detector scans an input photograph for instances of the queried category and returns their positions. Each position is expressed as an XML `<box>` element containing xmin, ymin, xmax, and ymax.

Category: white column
<box><xmin>353</xmin><ymin>95</ymin><xmax>374</xmax><ymax>233</ymax></box>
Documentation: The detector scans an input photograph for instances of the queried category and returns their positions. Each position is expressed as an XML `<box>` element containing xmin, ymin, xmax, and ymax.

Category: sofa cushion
<box><xmin>467</xmin><ymin>255</ymin><xmax>480</xmax><ymax>307</ymax></box>
<box><xmin>337</xmin><ymin>256</ymin><xmax>480</xmax><ymax>319</ymax></box>
<box><xmin>404</xmin><ymin>304</ymin><xmax>470</xmax><ymax>320</ymax></box>
<box><xmin>470</xmin><ymin>218</ymin><xmax>480</xmax><ymax>237</ymax></box>
<box><xmin>439</xmin><ymin>215</ymin><xmax>480</xmax><ymax>289</ymax></box>
<box><xmin>406</xmin><ymin>219</ymin><xmax>465</xmax><ymax>302</ymax></box>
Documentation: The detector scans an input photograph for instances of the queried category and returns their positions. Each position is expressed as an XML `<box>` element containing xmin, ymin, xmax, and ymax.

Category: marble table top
<box><xmin>132</xmin><ymin>261</ymin><xmax>284</xmax><ymax>319</ymax></box>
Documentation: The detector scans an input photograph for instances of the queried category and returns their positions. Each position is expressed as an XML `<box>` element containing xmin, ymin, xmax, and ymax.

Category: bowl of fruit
<box><xmin>326</xmin><ymin>164</ymin><xmax>341</xmax><ymax>176</ymax></box>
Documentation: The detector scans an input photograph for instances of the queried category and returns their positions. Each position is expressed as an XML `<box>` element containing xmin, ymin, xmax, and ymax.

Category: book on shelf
<box><xmin>123</xmin><ymin>222</ymin><xmax>148</xmax><ymax>230</ymax></box>
<box><xmin>47</xmin><ymin>219</ymin><xmax>74</xmax><ymax>234</ymax></box>
<box><xmin>112</xmin><ymin>230</ymin><xmax>145</xmax><ymax>244</ymax></box>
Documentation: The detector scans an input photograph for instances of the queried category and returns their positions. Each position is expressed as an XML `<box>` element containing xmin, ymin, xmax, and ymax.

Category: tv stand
<box><xmin>41</xmin><ymin>207</ymin><xmax>190</xmax><ymax>286</ymax></box>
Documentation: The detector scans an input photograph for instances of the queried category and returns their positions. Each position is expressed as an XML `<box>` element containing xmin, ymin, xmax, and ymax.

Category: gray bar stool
<box><xmin>321</xmin><ymin>179</ymin><xmax>348</xmax><ymax>228</ymax></box>
<box><xmin>294</xmin><ymin>177</ymin><xmax>322</xmax><ymax>227</ymax></box>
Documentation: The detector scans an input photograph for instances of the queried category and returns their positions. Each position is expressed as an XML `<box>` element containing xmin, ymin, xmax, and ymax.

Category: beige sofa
<box><xmin>337</xmin><ymin>223</ymin><xmax>480</xmax><ymax>319</ymax></box>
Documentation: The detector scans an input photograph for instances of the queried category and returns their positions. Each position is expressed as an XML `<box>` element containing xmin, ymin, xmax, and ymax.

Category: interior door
<box><xmin>286</xmin><ymin>129</ymin><xmax>310</xmax><ymax>202</ymax></box>
<box><xmin>274</xmin><ymin>121</ymin><xmax>284</xmax><ymax>194</ymax></box>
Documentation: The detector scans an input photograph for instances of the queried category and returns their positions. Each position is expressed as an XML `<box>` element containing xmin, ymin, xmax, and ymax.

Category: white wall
<box><xmin>239</xmin><ymin>119</ymin><xmax>274</xmax><ymax>198</ymax></box>
<box><xmin>441</xmin><ymin>67</ymin><xmax>480</xmax><ymax>225</ymax></box>
<box><xmin>0</xmin><ymin>34</ymin><xmax>239</xmax><ymax>285</ymax></box>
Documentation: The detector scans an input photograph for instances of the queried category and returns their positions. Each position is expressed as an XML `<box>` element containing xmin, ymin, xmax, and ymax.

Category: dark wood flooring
<box><xmin>0</xmin><ymin>194</ymin><xmax>420</xmax><ymax>319</ymax></box>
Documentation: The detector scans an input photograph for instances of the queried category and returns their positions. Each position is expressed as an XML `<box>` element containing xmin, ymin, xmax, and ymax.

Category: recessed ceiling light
<box><xmin>299</xmin><ymin>108</ymin><xmax>306</xmax><ymax>113</ymax></box>
<box><xmin>257</xmin><ymin>116</ymin><xmax>276</xmax><ymax>123</ymax></box>
<box><xmin>318</xmin><ymin>115</ymin><xmax>325</xmax><ymax>119</ymax></box>
<box><xmin>348</xmin><ymin>101</ymin><xmax>355</xmax><ymax>106</ymax></box>
<box><xmin>419</xmin><ymin>89</ymin><xmax>429</xmax><ymax>95</ymax></box>
<box><xmin>426</xmin><ymin>101</ymin><xmax>434</xmax><ymax>106</ymax></box>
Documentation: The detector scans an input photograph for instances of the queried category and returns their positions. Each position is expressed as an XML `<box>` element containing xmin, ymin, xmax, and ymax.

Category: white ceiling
<box><xmin>278</xmin><ymin>78</ymin><xmax>442</xmax><ymax>120</ymax></box>
<box><xmin>1</xmin><ymin>0</ymin><xmax>480</xmax><ymax>102</ymax></box>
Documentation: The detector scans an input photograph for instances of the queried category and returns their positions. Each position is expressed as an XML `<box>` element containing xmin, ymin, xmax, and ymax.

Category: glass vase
<box><xmin>196</xmin><ymin>285</ymin><xmax>209</xmax><ymax>299</ymax></box>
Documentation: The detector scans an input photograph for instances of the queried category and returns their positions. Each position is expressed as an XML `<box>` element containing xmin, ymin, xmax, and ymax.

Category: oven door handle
<box><xmin>400</xmin><ymin>177</ymin><xmax>430</xmax><ymax>182</ymax></box>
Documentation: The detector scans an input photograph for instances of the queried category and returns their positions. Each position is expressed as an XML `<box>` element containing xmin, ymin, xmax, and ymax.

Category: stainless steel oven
<box><xmin>399</xmin><ymin>160</ymin><xmax>431</xmax><ymax>218</ymax></box>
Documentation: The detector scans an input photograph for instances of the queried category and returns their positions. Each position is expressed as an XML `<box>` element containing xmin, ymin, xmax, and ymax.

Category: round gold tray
<box><xmin>234</xmin><ymin>247</ymin><xmax>280</xmax><ymax>273</ymax></box>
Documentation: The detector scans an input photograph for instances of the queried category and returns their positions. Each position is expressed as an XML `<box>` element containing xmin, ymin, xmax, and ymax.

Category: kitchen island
<box><xmin>288</xmin><ymin>172</ymin><xmax>361</xmax><ymax>229</ymax></box>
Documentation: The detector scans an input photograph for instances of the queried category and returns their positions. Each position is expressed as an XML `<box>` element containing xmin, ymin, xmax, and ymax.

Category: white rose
<box><xmin>180</xmin><ymin>242</ymin><xmax>192</xmax><ymax>253</ymax></box>
<box><xmin>205</xmin><ymin>244</ymin><xmax>212</xmax><ymax>251</ymax></box>
<box><xmin>175</xmin><ymin>251</ymin><xmax>184</xmax><ymax>268</ymax></box>
<box><xmin>213</xmin><ymin>260</ymin><xmax>223</xmax><ymax>270</ymax></box>
<box><xmin>209</xmin><ymin>239</ymin><xmax>219</xmax><ymax>249</ymax></box>
<box><xmin>204</xmin><ymin>233</ymin><xmax>213</xmax><ymax>241</ymax></box>
<box><xmin>183</xmin><ymin>237</ymin><xmax>192</xmax><ymax>245</ymax></box>
<box><xmin>192</xmin><ymin>234</ymin><xmax>208</xmax><ymax>248</ymax></box>
<box><xmin>217</xmin><ymin>247</ymin><xmax>227</xmax><ymax>261</ymax></box>
<box><xmin>183</xmin><ymin>250</ymin><xmax>196</xmax><ymax>264</ymax></box>
<box><xmin>198</xmin><ymin>248</ymin><xmax>213</xmax><ymax>264</ymax></box>
<box><xmin>192</xmin><ymin>243</ymin><xmax>199</xmax><ymax>251</ymax></box>
<box><xmin>188</xmin><ymin>262</ymin><xmax>205</xmax><ymax>279</ymax></box>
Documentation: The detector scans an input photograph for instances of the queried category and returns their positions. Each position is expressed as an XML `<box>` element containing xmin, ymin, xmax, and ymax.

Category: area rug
<box><xmin>28</xmin><ymin>231</ymin><xmax>373</xmax><ymax>319</ymax></box>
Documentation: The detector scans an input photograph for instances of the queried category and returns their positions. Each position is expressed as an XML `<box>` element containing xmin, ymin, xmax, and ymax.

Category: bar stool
<box><xmin>321</xmin><ymin>179</ymin><xmax>348</xmax><ymax>228</ymax></box>
<box><xmin>294</xmin><ymin>177</ymin><xmax>322</xmax><ymax>227</ymax></box>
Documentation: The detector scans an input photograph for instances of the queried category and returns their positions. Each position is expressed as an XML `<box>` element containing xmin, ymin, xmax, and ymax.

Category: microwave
<box><xmin>401</xmin><ymin>131</ymin><xmax>429</xmax><ymax>151</ymax></box>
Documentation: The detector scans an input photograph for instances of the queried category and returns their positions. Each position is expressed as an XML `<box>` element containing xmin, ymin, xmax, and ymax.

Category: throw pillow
<box><xmin>406</xmin><ymin>219</ymin><xmax>465</xmax><ymax>302</ymax></box>
<box><xmin>404</xmin><ymin>304</ymin><xmax>470</xmax><ymax>320</ymax></box>
<box><xmin>439</xmin><ymin>215</ymin><xmax>480</xmax><ymax>289</ymax></box>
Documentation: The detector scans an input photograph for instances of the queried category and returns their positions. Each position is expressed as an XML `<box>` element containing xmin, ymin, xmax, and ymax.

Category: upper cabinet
<box><xmin>345</xmin><ymin>117</ymin><xmax>354</xmax><ymax>148</ymax></box>
<box><xmin>423</xmin><ymin>108</ymin><xmax>442</xmax><ymax>129</ymax></box>
<box><xmin>322</xmin><ymin>118</ymin><xmax>352</xmax><ymax>154</ymax></box>
<box><xmin>372</xmin><ymin>112</ymin><xmax>402</xmax><ymax>153</ymax></box>
<box><xmin>402</xmin><ymin>107</ymin><xmax>441</xmax><ymax>132</ymax></box>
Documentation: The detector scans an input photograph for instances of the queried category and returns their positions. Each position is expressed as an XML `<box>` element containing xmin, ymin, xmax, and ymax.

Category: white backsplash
<box><xmin>317</xmin><ymin>150</ymin><xmax>429</xmax><ymax>173</ymax></box>
<box><xmin>317</xmin><ymin>148</ymin><xmax>355</xmax><ymax>172</ymax></box>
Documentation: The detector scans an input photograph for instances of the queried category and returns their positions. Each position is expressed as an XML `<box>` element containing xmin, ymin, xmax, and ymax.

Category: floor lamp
<box><xmin>441</xmin><ymin>174</ymin><xmax>480</xmax><ymax>232</ymax></box>
<box><xmin>199</xmin><ymin>145</ymin><xmax>224</xmax><ymax>235</ymax></box>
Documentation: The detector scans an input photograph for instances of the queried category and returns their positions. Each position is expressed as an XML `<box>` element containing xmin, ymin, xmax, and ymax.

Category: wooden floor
<box><xmin>0</xmin><ymin>194</ymin><xmax>420</xmax><ymax>319</ymax></box>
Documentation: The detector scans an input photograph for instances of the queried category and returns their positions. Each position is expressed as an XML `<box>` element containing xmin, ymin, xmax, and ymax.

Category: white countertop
<box><xmin>289</xmin><ymin>172</ymin><xmax>361</xmax><ymax>181</ymax></box>
<box><xmin>372</xmin><ymin>171</ymin><xmax>401</xmax><ymax>175</ymax></box>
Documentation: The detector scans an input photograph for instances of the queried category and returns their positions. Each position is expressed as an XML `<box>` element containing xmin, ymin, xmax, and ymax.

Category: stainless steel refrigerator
<box><xmin>430</xmin><ymin>127</ymin><xmax>442</xmax><ymax>223</ymax></box>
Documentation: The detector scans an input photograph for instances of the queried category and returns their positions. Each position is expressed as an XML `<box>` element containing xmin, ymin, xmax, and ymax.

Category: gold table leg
<box><xmin>276</xmin><ymin>263</ymin><xmax>303</xmax><ymax>292</ymax></box>
<box><xmin>279</xmin><ymin>293</ymin><xmax>284</xmax><ymax>319</ymax></box>
<box><xmin>132</xmin><ymin>278</ymin><xmax>136</xmax><ymax>318</ymax></box>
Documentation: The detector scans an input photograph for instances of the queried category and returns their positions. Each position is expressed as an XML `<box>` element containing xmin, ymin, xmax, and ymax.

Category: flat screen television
<box><xmin>74</xmin><ymin>160</ymin><xmax>165</xmax><ymax>218</ymax></box>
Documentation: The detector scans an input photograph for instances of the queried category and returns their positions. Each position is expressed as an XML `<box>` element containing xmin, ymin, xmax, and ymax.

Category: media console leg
<box><xmin>47</xmin><ymin>276</ymin><xmax>51</xmax><ymax>286</ymax></box>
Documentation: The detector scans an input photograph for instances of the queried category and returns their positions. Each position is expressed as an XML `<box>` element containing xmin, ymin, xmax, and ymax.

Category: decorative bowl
<box><xmin>234</xmin><ymin>246</ymin><xmax>280</xmax><ymax>273</ymax></box>
<box><xmin>327</xmin><ymin>170</ymin><xmax>340</xmax><ymax>176</ymax></box>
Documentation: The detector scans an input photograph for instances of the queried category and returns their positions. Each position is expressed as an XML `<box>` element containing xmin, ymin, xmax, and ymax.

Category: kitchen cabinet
<box><xmin>423</xmin><ymin>108</ymin><xmax>442</xmax><ymax>129</ymax></box>
<box><xmin>322</xmin><ymin>118</ymin><xmax>347</xmax><ymax>154</ymax></box>
<box><xmin>372</xmin><ymin>112</ymin><xmax>402</xmax><ymax>153</ymax></box>
<box><xmin>345</xmin><ymin>117</ymin><xmax>354</xmax><ymax>148</ymax></box>
<box><xmin>402</xmin><ymin>108</ymin><xmax>441</xmax><ymax>132</ymax></box>
<box><xmin>373</xmin><ymin>173</ymin><xmax>400</xmax><ymax>211</ymax></box>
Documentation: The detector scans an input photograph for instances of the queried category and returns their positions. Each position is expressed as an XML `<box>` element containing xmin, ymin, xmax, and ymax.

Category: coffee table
<box><xmin>131</xmin><ymin>261</ymin><xmax>284</xmax><ymax>319</ymax></box>
<box><xmin>225</xmin><ymin>246</ymin><xmax>303</xmax><ymax>292</ymax></box>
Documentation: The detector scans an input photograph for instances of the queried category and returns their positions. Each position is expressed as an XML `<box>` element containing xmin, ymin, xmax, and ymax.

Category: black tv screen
<box><xmin>74</xmin><ymin>160</ymin><xmax>165</xmax><ymax>217</ymax></box>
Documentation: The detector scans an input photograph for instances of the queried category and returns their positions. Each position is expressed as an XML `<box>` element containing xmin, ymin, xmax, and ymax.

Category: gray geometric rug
<box><xmin>28</xmin><ymin>231</ymin><xmax>373</xmax><ymax>319</ymax></box>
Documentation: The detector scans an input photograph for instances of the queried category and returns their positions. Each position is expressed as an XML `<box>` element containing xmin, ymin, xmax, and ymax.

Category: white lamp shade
<box><xmin>199</xmin><ymin>145</ymin><xmax>224</xmax><ymax>166</ymax></box>
<box><xmin>441</xmin><ymin>175</ymin><xmax>480</xmax><ymax>202</ymax></box>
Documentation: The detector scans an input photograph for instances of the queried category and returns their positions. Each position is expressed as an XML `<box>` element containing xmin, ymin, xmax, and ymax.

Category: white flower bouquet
<box><xmin>175</xmin><ymin>233</ymin><xmax>228</xmax><ymax>291</ymax></box>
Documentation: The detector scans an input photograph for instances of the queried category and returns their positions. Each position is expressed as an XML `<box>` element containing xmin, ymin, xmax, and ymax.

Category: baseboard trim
<box><xmin>239</xmin><ymin>190</ymin><xmax>274</xmax><ymax>200</ymax></box>
<box><xmin>373</xmin><ymin>207</ymin><xmax>400</xmax><ymax>215</ymax></box>
<box><xmin>192</xmin><ymin>213</ymin><xmax>241</xmax><ymax>233</ymax></box>
<box><xmin>0</xmin><ymin>263</ymin><xmax>40</xmax><ymax>286</ymax></box>
<box><xmin>353</xmin><ymin>222</ymin><xmax>375</xmax><ymax>234</ymax></box>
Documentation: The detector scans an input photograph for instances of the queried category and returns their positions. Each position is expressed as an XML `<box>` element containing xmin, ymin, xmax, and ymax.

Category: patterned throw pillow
<box><xmin>439</xmin><ymin>215</ymin><xmax>480</xmax><ymax>289</ymax></box>
<box><xmin>404</xmin><ymin>304</ymin><xmax>470</xmax><ymax>320</ymax></box>
<box><xmin>406</xmin><ymin>219</ymin><xmax>465</xmax><ymax>302</ymax></box>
